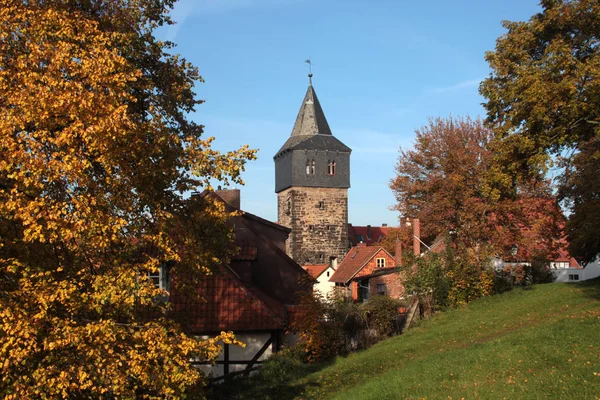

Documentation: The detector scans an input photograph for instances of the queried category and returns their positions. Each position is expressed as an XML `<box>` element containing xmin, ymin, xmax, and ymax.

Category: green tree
<box><xmin>0</xmin><ymin>1</ymin><xmax>254</xmax><ymax>398</ymax></box>
<box><xmin>480</xmin><ymin>0</ymin><xmax>600</xmax><ymax>263</ymax></box>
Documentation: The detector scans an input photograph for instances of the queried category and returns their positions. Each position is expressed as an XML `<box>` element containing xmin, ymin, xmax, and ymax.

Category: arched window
<box><xmin>306</xmin><ymin>159</ymin><xmax>316</xmax><ymax>175</ymax></box>
<box><xmin>327</xmin><ymin>160</ymin><xmax>336</xmax><ymax>175</ymax></box>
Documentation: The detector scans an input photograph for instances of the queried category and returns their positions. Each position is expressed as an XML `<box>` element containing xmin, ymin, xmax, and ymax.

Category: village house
<box><xmin>302</xmin><ymin>263</ymin><xmax>337</xmax><ymax>298</ymax></box>
<box><xmin>168</xmin><ymin>189</ymin><xmax>311</xmax><ymax>381</ymax></box>
<box><xmin>329</xmin><ymin>243</ymin><xmax>401</xmax><ymax>302</ymax></box>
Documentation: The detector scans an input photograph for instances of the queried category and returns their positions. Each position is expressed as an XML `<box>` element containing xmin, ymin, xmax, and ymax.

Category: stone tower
<box><xmin>274</xmin><ymin>75</ymin><xmax>351</xmax><ymax>265</ymax></box>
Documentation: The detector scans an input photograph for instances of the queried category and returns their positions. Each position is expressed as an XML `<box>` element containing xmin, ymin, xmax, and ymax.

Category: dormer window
<box><xmin>376</xmin><ymin>258</ymin><xmax>386</xmax><ymax>268</ymax></box>
<box><xmin>327</xmin><ymin>160</ymin><xmax>336</xmax><ymax>175</ymax></box>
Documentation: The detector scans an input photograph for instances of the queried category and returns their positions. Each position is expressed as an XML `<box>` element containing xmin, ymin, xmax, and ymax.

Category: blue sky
<box><xmin>156</xmin><ymin>0</ymin><xmax>542</xmax><ymax>226</ymax></box>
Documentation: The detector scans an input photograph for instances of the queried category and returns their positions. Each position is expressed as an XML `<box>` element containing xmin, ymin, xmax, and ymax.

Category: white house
<box><xmin>303</xmin><ymin>264</ymin><xmax>337</xmax><ymax>299</ymax></box>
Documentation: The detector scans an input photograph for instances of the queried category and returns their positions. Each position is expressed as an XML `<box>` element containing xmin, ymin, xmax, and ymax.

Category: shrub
<box><xmin>360</xmin><ymin>295</ymin><xmax>402</xmax><ymax>337</ymax></box>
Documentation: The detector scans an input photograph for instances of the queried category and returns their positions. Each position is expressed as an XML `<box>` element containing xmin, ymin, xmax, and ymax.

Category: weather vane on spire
<box><xmin>305</xmin><ymin>58</ymin><xmax>313</xmax><ymax>84</ymax></box>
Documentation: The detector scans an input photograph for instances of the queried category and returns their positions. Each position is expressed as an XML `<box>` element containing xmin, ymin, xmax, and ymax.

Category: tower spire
<box><xmin>305</xmin><ymin>58</ymin><xmax>313</xmax><ymax>86</ymax></box>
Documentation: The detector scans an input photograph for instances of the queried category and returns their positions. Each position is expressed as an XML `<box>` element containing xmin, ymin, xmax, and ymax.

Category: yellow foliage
<box><xmin>0</xmin><ymin>1</ymin><xmax>256</xmax><ymax>398</ymax></box>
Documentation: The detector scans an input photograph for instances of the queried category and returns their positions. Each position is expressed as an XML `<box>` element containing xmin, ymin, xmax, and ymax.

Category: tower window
<box><xmin>327</xmin><ymin>160</ymin><xmax>336</xmax><ymax>175</ymax></box>
<box><xmin>306</xmin><ymin>159</ymin><xmax>315</xmax><ymax>175</ymax></box>
<box><xmin>286</xmin><ymin>200</ymin><xmax>291</xmax><ymax>215</ymax></box>
<box><xmin>376</xmin><ymin>258</ymin><xmax>386</xmax><ymax>268</ymax></box>
<box><xmin>309</xmin><ymin>225</ymin><xmax>314</xmax><ymax>232</ymax></box>
<box><xmin>319</xmin><ymin>253</ymin><xmax>324</xmax><ymax>262</ymax></box>
<box><xmin>318</xmin><ymin>201</ymin><xmax>325</xmax><ymax>210</ymax></box>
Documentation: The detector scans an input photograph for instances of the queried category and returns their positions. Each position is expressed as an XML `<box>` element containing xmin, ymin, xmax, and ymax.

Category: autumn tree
<box><xmin>480</xmin><ymin>0</ymin><xmax>600</xmax><ymax>263</ymax></box>
<box><xmin>390</xmin><ymin>117</ymin><xmax>562</xmax><ymax>299</ymax></box>
<box><xmin>0</xmin><ymin>1</ymin><xmax>254</xmax><ymax>398</ymax></box>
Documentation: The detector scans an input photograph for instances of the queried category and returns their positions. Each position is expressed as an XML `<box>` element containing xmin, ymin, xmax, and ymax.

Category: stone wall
<box><xmin>278</xmin><ymin>186</ymin><xmax>349</xmax><ymax>265</ymax></box>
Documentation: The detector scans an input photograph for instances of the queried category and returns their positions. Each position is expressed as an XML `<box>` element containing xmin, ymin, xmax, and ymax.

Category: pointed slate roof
<box><xmin>274</xmin><ymin>81</ymin><xmax>351</xmax><ymax>158</ymax></box>
<box><xmin>291</xmin><ymin>84</ymin><xmax>332</xmax><ymax>137</ymax></box>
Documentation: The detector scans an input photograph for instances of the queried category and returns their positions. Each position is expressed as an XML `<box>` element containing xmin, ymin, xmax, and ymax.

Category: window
<box><xmin>551</xmin><ymin>261</ymin><xmax>569</xmax><ymax>269</ymax></box>
<box><xmin>356</xmin><ymin>235</ymin><xmax>364</xmax><ymax>243</ymax></box>
<box><xmin>147</xmin><ymin>264</ymin><xmax>170</xmax><ymax>292</ymax></box>
<box><xmin>569</xmin><ymin>274</ymin><xmax>580</xmax><ymax>281</ymax></box>
<box><xmin>319</xmin><ymin>253</ymin><xmax>324</xmax><ymax>262</ymax></box>
<box><xmin>318</xmin><ymin>201</ymin><xmax>325</xmax><ymax>210</ymax></box>
<box><xmin>308</xmin><ymin>225</ymin><xmax>314</xmax><ymax>232</ymax></box>
<box><xmin>376</xmin><ymin>284</ymin><xmax>387</xmax><ymax>295</ymax></box>
<box><xmin>327</xmin><ymin>160</ymin><xmax>336</xmax><ymax>175</ymax></box>
<box><xmin>376</xmin><ymin>258</ymin><xmax>386</xmax><ymax>268</ymax></box>
<box><xmin>327</xmin><ymin>271</ymin><xmax>330</xmax><ymax>277</ymax></box>
<box><xmin>286</xmin><ymin>200</ymin><xmax>291</xmax><ymax>215</ymax></box>
<box><xmin>306</xmin><ymin>159</ymin><xmax>315</xmax><ymax>175</ymax></box>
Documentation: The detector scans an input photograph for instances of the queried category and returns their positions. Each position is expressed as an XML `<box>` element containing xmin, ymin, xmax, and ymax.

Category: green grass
<box><xmin>210</xmin><ymin>279</ymin><xmax>600</xmax><ymax>399</ymax></box>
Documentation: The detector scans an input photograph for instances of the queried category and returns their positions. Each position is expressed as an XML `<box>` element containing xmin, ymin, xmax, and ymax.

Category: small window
<box><xmin>376</xmin><ymin>258</ymin><xmax>386</xmax><ymax>268</ymax></box>
<box><xmin>305</xmin><ymin>159</ymin><xmax>315</xmax><ymax>175</ymax></box>
<box><xmin>286</xmin><ymin>200</ymin><xmax>291</xmax><ymax>215</ymax></box>
<box><xmin>376</xmin><ymin>283</ymin><xmax>387</xmax><ymax>295</ymax></box>
<box><xmin>356</xmin><ymin>235</ymin><xmax>364</xmax><ymax>243</ymax></box>
<box><xmin>327</xmin><ymin>160</ymin><xmax>336</xmax><ymax>175</ymax></box>
<box><xmin>308</xmin><ymin>225</ymin><xmax>314</xmax><ymax>232</ymax></box>
<box><xmin>327</xmin><ymin>271</ymin><xmax>330</xmax><ymax>277</ymax></box>
<box><xmin>318</xmin><ymin>201</ymin><xmax>325</xmax><ymax>210</ymax></box>
<box><xmin>147</xmin><ymin>264</ymin><xmax>170</xmax><ymax>292</ymax></box>
<box><xmin>569</xmin><ymin>274</ymin><xmax>580</xmax><ymax>281</ymax></box>
<box><xmin>319</xmin><ymin>253</ymin><xmax>324</xmax><ymax>262</ymax></box>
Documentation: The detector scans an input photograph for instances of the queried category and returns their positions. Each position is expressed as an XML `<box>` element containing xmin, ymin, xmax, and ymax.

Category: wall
<box><xmin>314</xmin><ymin>266</ymin><xmax>336</xmax><ymax>298</ymax></box>
<box><xmin>369</xmin><ymin>273</ymin><xmax>405</xmax><ymax>299</ymax></box>
<box><xmin>193</xmin><ymin>331</ymin><xmax>280</xmax><ymax>380</ymax></box>
<box><xmin>351</xmin><ymin>249</ymin><xmax>397</xmax><ymax>300</ymax></box>
<box><xmin>274</xmin><ymin>148</ymin><xmax>351</xmax><ymax>192</ymax></box>
<box><xmin>554</xmin><ymin>262</ymin><xmax>600</xmax><ymax>282</ymax></box>
<box><xmin>277</xmin><ymin>186</ymin><xmax>349</xmax><ymax>265</ymax></box>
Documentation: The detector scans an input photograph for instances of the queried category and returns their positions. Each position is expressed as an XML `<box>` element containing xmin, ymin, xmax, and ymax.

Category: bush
<box><xmin>360</xmin><ymin>295</ymin><xmax>402</xmax><ymax>337</ymax></box>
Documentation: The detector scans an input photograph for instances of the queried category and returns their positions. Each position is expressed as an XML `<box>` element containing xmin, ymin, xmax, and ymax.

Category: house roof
<box><xmin>302</xmin><ymin>264</ymin><xmax>329</xmax><ymax>279</ymax></box>
<box><xmin>330</xmin><ymin>245</ymin><xmax>388</xmax><ymax>284</ymax></box>
<box><xmin>170</xmin><ymin>266</ymin><xmax>286</xmax><ymax>333</ymax></box>
<box><xmin>348</xmin><ymin>224</ymin><xmax>393</xmax><ymax>246</ymax></box>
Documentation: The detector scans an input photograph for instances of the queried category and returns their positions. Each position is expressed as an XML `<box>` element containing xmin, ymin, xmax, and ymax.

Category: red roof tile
<box><xmin>348</xmin><ymin>225</ymin><xmax>392</xmax><ymax>246</ymax></box>
<box><xmin>330</xmin><ymin>246</ymin><xmax>383</xmax><ymax>284</ymax></box>
<box><xmin>302</xmin><ymin>264</ymin><xmax>329</xmax><ymax>279</ymax></box>
<box><xmin>170</xmin><ymin>266</ymin><xmax>285</xmax><ymax>333</ymax></box>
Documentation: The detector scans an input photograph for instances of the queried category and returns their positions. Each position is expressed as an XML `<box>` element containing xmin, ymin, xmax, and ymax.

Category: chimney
<box><xmin>215</xmin><ymin>189</ymin><xmax>240</xmax><ymax>210</ymax></box>
<box><xmin>413</xmin><ymin>218</ymin><xmax>421</xmax><ymax>256</ymax></box>
<box><xmin>382</xmin><ymin>223</ymin><xmax>388</xmax><ymax>227</ymax></box>
<box><xmin>395</xmin><ymin>239</ymin><xmax>402</xmax><ymax>267</ymax></box>
<box><xmin>366</xmin><ymin>225</ymin><xmax>372</xmax><ymax>240</ymax></box>
<box><xmin>330</xmin><ymin>256</ymin><xmax>338</xmax><ymax>270</ymax></box>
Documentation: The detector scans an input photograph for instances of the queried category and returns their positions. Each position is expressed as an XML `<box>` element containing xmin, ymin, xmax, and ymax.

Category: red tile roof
<box><xmin>329</xmin><ymin>246</ymin><xmax>383</xmax><ymax>284</ymax></box>
<box><xmin>348</xmin><ymin>224</ymin><xmax>392</xmax><ymax>246</ymax></box>
<box><xmin>170</xmin><ymin>266</ymin><xmax>285</xmax><ymax>333</ymax></box>
<box><xmin>302</xmin><ymin>264</ymin><xmax>329</xmax><ymax>279</ymax></box>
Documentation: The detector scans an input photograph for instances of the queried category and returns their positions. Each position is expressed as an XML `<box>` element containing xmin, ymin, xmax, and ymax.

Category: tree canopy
<box><xmin>480</xmin><ymin>0</ymin><xmax>600</xmax><ymax>263</ymax></box>
<box><xmin>390</xmin><ymin>116</ymin><xmax>562</xmax><ymax>261</ymax></box>
<box><xmin>0</xmin><ymin>0</ymin><xmax>254</xmax><ymax>398</ymax></box>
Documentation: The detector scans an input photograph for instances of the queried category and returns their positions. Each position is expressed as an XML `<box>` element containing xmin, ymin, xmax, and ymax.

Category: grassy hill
<box><xmin>211</xmin><ymin>279</ymin><xmax>600</xmax><ymax>399</ymax></box>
